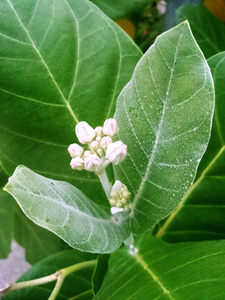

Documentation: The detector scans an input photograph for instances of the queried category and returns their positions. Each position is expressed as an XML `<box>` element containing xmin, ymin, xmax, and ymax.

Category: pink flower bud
<box><xmin>103</xmin><ymin>118</ymin><xmax>119</xmax><ymax>137</ymax></box>
<box><xmin>95</xmin><ymin>126</ymin><xmax>103</xmax><ymax>137</ymax></box>
<box><xmin>100</xmin><ymin>136</ymin><xmax>112</xmax><ymax>150</ymax></box>
<box><xmin>75</xmin><ymin>121</ymin><xmax>96</xmax><ymax>144</ymax></box>
<box><xmin>85</xmin><ymin>154</ymin><xmax>102</xmax><ymax>172</ymax></box>
<box><xmin>105</xmin><ymin>141</ymin><xmax>127</xmax><ymax>165</ymax></box>
<box><xmin>70</xmin><ymin>157</ymin><xmax>85</xmax><ymax>171</ymax></box>
<box><xmin>68</xmin><ymin>143</ymin><xmax>84</xmax><ymax>158</ymax></box>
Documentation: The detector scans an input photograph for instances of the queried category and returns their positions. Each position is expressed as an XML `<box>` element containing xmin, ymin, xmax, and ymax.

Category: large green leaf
<box><xmin>89</xmin><ymin>0</ymin><xmax>152</xmax><ymax>20</ymax></box>
<box><xmin>4</xmin><ymin>166</ymin><xmax>129</xmax><ymax>253</ymax></box>
<box><xmin>114</xmin><ymin>21</ymin><xmax>214</xmax><ymax>234</ymax></box>
<box><xmin>176</xmin><ymin>4</ymin><xmax>225</xmax><ymax>59</ymax></box>
<box><xmin>156</xmin><ymin>51</ymin><xmax>225</xmax><ymax>242</ymax></box>
<box><xmin>3</xmin><ymin>249</ymin><xmax>96</xmax><ymax>300</ymax></box>
<box><xmin>0</xmin><ymin>0</ymin><xmax>142</xmax><ymax>203</ymax></box>
<box><xmin>95</xmin><ymin>234</ymin><xmax>225</xmax><ymax>299</ymax></box>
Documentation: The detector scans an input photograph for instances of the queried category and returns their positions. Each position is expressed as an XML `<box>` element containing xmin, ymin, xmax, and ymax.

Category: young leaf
<box><xmin>3</xmin><ymin>249</ymin><xmax>96</xmax><ymax>300</ymax></box>
<box><xmin>156</xmin><ymin>51</ymin><xmax>225</xmax><ymax>242</ymax></box>
<box><xmin>4</xmin><ymin>166</ymin><xmax>129</xmax><ymax>253</ymax></box>
<box><xmin>114</xmin><ymin>21</ymin><xmax>214</xmax><ymax>234</ymax></box>
<box><xmin>95</xmin><ymin>234</ymin><xmax>225</xmax><ymax>299</ymax></box>
<box><xmin>0</xmin><ymin>0</ymin><xmax>142</xmax><ymax>204</ymax></box>
<box><xmin>176</xmin><ymin>4</ymin><xmax>225</xmax><ymax>59</ymax></box>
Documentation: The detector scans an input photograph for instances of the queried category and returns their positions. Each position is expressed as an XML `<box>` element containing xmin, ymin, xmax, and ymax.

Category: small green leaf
<box><xmin>176</xmin><ymin>4</ymin><xmax>225</xmax><ymax>59</ymax></box>
<box><xmin>0</xmin><ymin>190</ymin><xmax>14</xmax><ymax>258</ymax></box>
<box><xmin>3</xmin><ymin>249</ymin><xmax>96</xmax><ymax>300</ymax></box>
<box><xmin>156</xmin><ymin>51</ymin><xmax>225</xmax><ymax>242</ymax></box>
<box><xmin>89</xmin><ymin>0</ymin><xmax>153</xmax><ymax>20</ymax></box>
<box><xmin>95</xmin><ymin>234</ymin><xmax>225</xmax><ymax>299</ymax></box>
<box><xmin>114</xmin><ymin>21</ymin><xmax>214</xmax><ymax>234</ymax></box>
<box><xmin>4</xmin><ymin>166</ymin><xmax>129</xmax><ymax>253</ymax></box>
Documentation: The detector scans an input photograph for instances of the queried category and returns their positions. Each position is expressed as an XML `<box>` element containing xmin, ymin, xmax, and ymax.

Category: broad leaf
<box><xmin>4</xmin><ymin>166</ymin><xmax>129</xmax><ymax>253</ymax></box>
<box><xmin>114</xmin><ymin>21</ymin><xmax>214</xmax><ymax>234</ymax></box>
<box><xmin>0</xmin><ymin>191</ymin><xmax>14</xmax><ymax>258</ymax></box>
<box><xmin>89</xmin><ymin>0</ymin><xmax>153</xmax><ymax>20</ymax></box>
<box><xmin>156</xmin><ymin>51</ymin><xmax>225</xmax><ymax>242</ymax></box>
<box><xmin>176</xmin><ymin>4</ymin><xmax>225</xmax><ymax>59</ymax></box>
<box><xmin>3</xmin><ymin>249</ymin><xmax>96</xmax><ymax>300</ymax></box>
<box><xmin>0</xmin><ymin>0</ymin><xmax>142</xmax><ymax>204</ymax></box>
<box><xmin>95</xmin><ymin>234</ymin><xmax>225</xmax><ymax>299</ymax></box>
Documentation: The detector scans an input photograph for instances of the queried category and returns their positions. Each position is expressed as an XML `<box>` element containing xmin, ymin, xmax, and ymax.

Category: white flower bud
<box><xmin>70</xmin><ymin>157</ymin><xmax>85</xmax><ymax>171</ymax></box>
<box><xmin>85</xmin><ymin>154</ymin><xmax>102</xmax><ymax>172</ymax></box>
<box><xmin>75</xmin><ymin>121</ymin><xmax>96</xmax><ymax>144</ymax></box>
<box><xmin>100</xmin><ymin>136</ymin><xmax>112</xmax><ymax>150</ymax></box>
<box><xmin>95</xmin><ymin>126</ymin><xmax>103</xmax><ymax>137</ymax></box>
<box><xmin>90</xmin><ymin>141</ymin><xmax>99</xmax><ymax>152</ymax></box>
<box><xmin>84</xmin><ymin>150</ymin><xmax>91</xmax><ymax>157</ymax></box>
<box><xmin>103</xmin><ymin>118</ymin><xmax>119</xmax><ymax>136</ymax></box>
<box><xmin>68</xmin><ymin>143</ymin><xmax>84</xmax><ymax>158</ymax></box>
<box><xmin>105</xmin><ymin>141</ymin><xmax>127</xmax><ymax>165</ymax></box>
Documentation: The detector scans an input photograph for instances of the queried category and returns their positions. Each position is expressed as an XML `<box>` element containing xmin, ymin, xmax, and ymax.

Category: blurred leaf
<box><xmin>95</xmin><ymin>234</ymin><xmax>225</xmax><ymax>299</ymax></box>
<box><xmin>116</xmin><ymin>19</ymin><xmax>135</xmax><ymax>39</ymax></box>
<box><xmin>4</xmin><ymin>166</ymin><xmax>129</xmax><ymax>253</ymax></box>
<box><xmin>176</xmin><ymin>3</ymin><xmax>225</xmax><ymax>58</ymax></box>
<box><xmin>0</xmin><ymin>190</ymin><xmax>14</xmax><ymax>258</ymax></box>
<box><xmin>156</xmin><ymin>51</ymin><xmax>225</xmax><ymax>242</ymax></box>
<box><xmin>0</xmin><ymin>0</ymin><xmax>142</xmax><ymax>205</ymax></box>
<box><xmin>92</xmin><ymin>254</ymin><xmax>109</xmax><ymax>296</ymax></box>
<box><xmin>89</xmin><ymin>0</ymin><xmax>153</xmax><ymax>20</ymax></box>
<box><xmin>114</xmin><ymin>21</ymin><xmax>214</xmax><ymax>234</ymax></box>
<box><xmin>203</xmin><ymin>0</ymin><xmax>225</xmax><ymax>22</ymax></box>
<box><xmin>3</xmin><ymin>249</ymin><xmax>96</xmax><ymax>300</ymax></box>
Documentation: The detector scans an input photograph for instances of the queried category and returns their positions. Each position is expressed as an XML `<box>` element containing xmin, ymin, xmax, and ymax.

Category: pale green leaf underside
<box><xmin>0</xmin><ymin>0</ymin><xmax>141</xmax><ymax>204</ymax></box>
<box><xmin>4</xmin><ymin>166</ymin><xmax>128</xmax><ymax>253</ymax></box>
<box><xmin>114</xmin><ymin>21</ymin><xmax>214</xmax><ymax>234</ymax></box>
<box><xmin>156</xmin><ymin>51</ymin><xmax>225</xmax><ymax>242</ymax></box>
<box><xmin>95</xmin><ymin>235</ymin><xmax>225</xmax><ymax>299</ymax></box>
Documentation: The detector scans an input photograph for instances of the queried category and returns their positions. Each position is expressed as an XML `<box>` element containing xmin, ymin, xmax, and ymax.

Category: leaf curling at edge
<box><xmin>114</xmin><ymin>21</ymin><xmax>215</xmax><ymax>235</ymax></box>
<box><xmin>4</xmin><ymin>165</ymin><xmax>129</xmax><ymax>254</ymax></box>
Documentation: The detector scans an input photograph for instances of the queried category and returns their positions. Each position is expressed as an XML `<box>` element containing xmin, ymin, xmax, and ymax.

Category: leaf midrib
<box><xmin>7</xmin><ymin>0</ymin><xmax>79</xmax><ymax>123</ymax></box>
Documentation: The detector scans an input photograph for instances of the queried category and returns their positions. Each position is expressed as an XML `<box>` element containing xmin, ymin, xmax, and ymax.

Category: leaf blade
<box><xmin>4</xmin><ymin>166</ymin><xmax>128</xmax><ymax>253</ymax></box>
<box><xmin>114</xmin><ymin>21</ymin><xmax>214</xmax><ymax>234</ymax></box>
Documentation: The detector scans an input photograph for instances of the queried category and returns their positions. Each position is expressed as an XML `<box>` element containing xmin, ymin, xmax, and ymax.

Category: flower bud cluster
<box><xmin>68</xmin><ymin>119</ymin><xmax>127</xmax><ymax>174</ymax></box>
<box><xmin>109</xmin><ymin>180</ymin><xmax>131</xmax><ymax>209</ymax></box>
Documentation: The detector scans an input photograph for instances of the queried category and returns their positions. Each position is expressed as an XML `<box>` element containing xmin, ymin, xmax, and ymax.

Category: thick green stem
<box><xmin>98</xmin><ymin>169</ymin><xmax>112</xmax><ymax>199</ymax></box>
<box><xmin>1</xmin><ymin>260</ymin><xmax>97</xmax><ymax>299</ymax></box>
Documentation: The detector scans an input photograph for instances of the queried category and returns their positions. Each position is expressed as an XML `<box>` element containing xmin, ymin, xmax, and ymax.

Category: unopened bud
<box><xmin>100</xmin><ymin>136</ymin><xmax>112</xmax><ymax>150</ymax></box>
<box><xmin>105</xmin><ymin>141</ymin><xmax>127</xmax><ymax>165</ymax></box>
<box><xmin>90</xmin><ymin>141</ymin><xmax>99</xmax><ymax>152</ymax></box>
<box><xmin>84</xmin><ymin>150</ymin><xmax>91</xmax><ymax>157</ymax></box>
<box><xmin>103</xmin><ymin>118</ymin><xmax>119</xmax><ymax>136</ymax></box>
<box><xmin>70</xmin><ymin>157</ymin><xmax>85</xmax><ymax>171</ymax></box>
<box><xmin>85</xmin><ymin>154</ymin><xmax>102</xmax><ymax>172</ymax></box>
<box><xmin>68</xmin><ymin>143</ymin><xmax>84</xmax><ymax>158</ymax></box>
<box><xmin>75</xmin><ymin>121</ymin><xmax>96</xmax><ymax>144</ymax></box>
<box><xmin>95</xmin><ymin>126</ymin><xmax>103</xmax><ymax>137</ymax></box>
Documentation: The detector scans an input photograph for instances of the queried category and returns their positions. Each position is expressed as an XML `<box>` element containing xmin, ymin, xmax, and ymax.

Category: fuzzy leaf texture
<box><xmin>4</xmin><ymin>166</ymin><xmax>129</xmax><ymax>253</ymax></box>
<box><xmin>114</xmin><ymin>21</ymin><xmax>215</xmax><ymax>234</ymax></box>
<box><xmin>156</xmin><ymin>51</ymin><xmax>225</xmax><ymax>242</ymax></box>
<box><xmin>95</xmin><ymin>234</ymin><xmax>225</xmax><ymax>299</ymax></box>
<box><xmin>0</xmin><ymin>0</ymin><xmax>142</xmax><ymax>205</ymax></box>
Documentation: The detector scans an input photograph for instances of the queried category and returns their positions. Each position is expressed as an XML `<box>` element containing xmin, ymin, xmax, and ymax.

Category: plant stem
<box><xmin>1</xmin><ymin>260</ymin><xmax>97</xmax><ymax>299</ymax></box>
<box><xmin>98</xmin><ymin>169</ymin><xmax>112</xmax><ymax>199</ymax></box>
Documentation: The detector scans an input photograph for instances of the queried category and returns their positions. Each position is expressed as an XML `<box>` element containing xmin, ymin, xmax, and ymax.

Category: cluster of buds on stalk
<box><xmin>68</xmin><ymin>118</ymin><xmax>127</xmax><ymax>174</ymax></box>
<box><xmin>109</xmin><ymin>180</ymin><xmax>131</xmax><ymax>211</ymax></box>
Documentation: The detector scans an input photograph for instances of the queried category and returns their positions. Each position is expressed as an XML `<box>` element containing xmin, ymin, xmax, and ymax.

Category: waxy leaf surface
<box><xmin>4</xmin><ymin>166</ymin><xmax>129</xmax><ymax>253</ymax></box>
<box><xmin>0</xmin><ymin>0</ymin><xmax>142</xmax><ymax>204</ymax></box>
<box><xmin>3</xmin><ymin>249</ymin><xmax>96</xmax><ymax>300</ymax></box>
<box><xmin>156</xmin><ymin>51</ymin><xmax>225</xmax><ymax>242</ymax></box>
<box><xmin>176</xmin><ymin>4</ymin><xmax>225</xmax><ymax>58</ymax></box>
<box><xmin>95</xmin><ymin>234</ymin><xmax>225</xmax><ymax>299</ymax></box>
<box><xmin>114</xmin><ymin>21</ymin><xmax>214</xmax><ymax>234</ymax></box>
